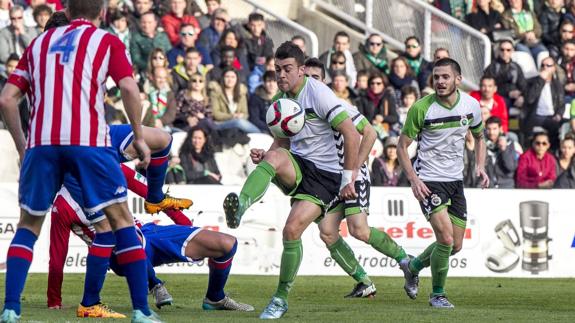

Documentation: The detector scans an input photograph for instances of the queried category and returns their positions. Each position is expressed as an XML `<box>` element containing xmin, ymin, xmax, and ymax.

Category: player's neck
<box><xmin>287</xmin><ymin>76</ymin><xmax>306</xmax><ymax>98</ymax></box>
<box><xmin>436</xmin><ymin>89</ymin><xmax>459</xmax><ymax>108</ymax></box>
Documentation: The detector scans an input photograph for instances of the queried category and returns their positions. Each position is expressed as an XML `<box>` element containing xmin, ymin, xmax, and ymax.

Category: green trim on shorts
<box><xmin>425</xmin><ymin>200</ymin><xmax>451</xmax><ymax>221</ymax></box>
<box><xmin>344</xmin><ymin>206</ymin><xmax>363</xmax><ymax>216</ymax></box>
<box><xmin>316</xmin><ymin>203</ymin><xmax>344</xmax><ymax>223</ymax></box>
<box><xmin>271</xmin><ymin>148</ymin><xmax>302</xmax><ymax>196</ymax></box>
<box><xmin>293</xmin><ymin>193</ymin><xmax>323</xmax><ymax>207</ymax></box>
<box><xmin>449</xmin><ymin>212</ymin><xmax>467</xmax><ymax>229</ymax></box>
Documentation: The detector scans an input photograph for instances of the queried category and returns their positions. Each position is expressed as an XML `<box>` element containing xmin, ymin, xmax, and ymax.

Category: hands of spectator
<box><xmin>524</xmin><ymin>31</ymin><xmax>537</xmax><ymax>44</ymax></box>
<box><xmin>553</xmin><ymin>114</ymin><xmax>562</xmax><ymax>122</ymax></box>
<box><xmin>538</xmin><ymin>179</ymin><xmax>554</xmax><ymax>189</ymax></box>
<box><xmin>372</xmin><ymin>115</ymin><xmax>384</xmax><ymax>125</ymax></box>
<box><xmin>250</xmin><ymin>148</ymin><xmax>266</xmax><ymax>164</ymax></box>
<box><xmin>13</xmin><ymin>23</ymin><xmax>24</xmax><ymax>36</ymax></box>
<box><xmin>539</xmin><ymin>69</ymin><xmax>552</xmax><ymax>81</ymax></box>
<box><xmin>155</xmin><ymin>118</ymin><xmax>164</xmax><ymax>128</ymax></box>
<box><xmin>234</xmin><ymin>112</ymin><xmax>245</xmax><ymax>119</ymax></box>
<box><xmin>410</xmin><ymin>177</ymin><xmax>431</xmax><ymax>201</ymax></box>
<box><xmin>187</xmin><ymin>116</ymin><xmax>199</xmax><ymax>127</ymax></box>
<box><xmin>169</xmin><ymin>156</ymin><xmax>181</xmax><ymax>167</ymax></box>
<box><xmin>509</xmin><ymin>90</ymin><xmax>521</xmax><ymax>99</ymax></box>
<box><xmin>256</xmin><ymin>56</ymin><xmax>266</xmax><ymax>65</ymax></box>
<box><xmin>476</xmin><ymin>167</ymin><xmax>490</xmax><ymax>189</ymax></box>
<box><xmin>513</xmin><ymin>96</ymin><xmax>524</xmax><ymax>108</ymax></box>
<box><xmin>565</xmin><ymin>83</ymin><xmax>575</xmax><ymax>92</ymax></box>
<box><xmin>208</xmin><ymin>172</ymin><xmax>221</xmax><ymax>181</ymax></box>
<box><xmin>197</xmin><ymin>112</ymin><xmax>205</xmax><ymax>119</ymax></box>
<box><xmin>497</xmin><ymin>135</ymin><xmax>508</xmax><ymax>151</ymax></box>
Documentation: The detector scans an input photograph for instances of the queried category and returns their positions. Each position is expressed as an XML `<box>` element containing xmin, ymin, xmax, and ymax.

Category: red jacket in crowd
<box><xmin>470</xmin><ymin>90</ymin><xmax>509</xmax><ymax>133</ymax></box>
<box><xmin>161</xmin><ymin>13</ymin><xmax>200</xmax><ymax>46</ymax></box>
<box><xmin>515</xmin><ymin>149</ymin><xmax>557</xmax><ymax>188</ymax></box>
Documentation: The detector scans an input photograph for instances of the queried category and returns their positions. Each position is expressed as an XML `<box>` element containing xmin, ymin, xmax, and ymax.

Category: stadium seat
<box><xmin>0</xmin><ymin>130</ymin><xmax>19</xmax><ymax>182</ymax></box>
<box><xmin>511</xmin><ymin>51</ymin><xmax>538</xmax><ymax>79</ymax></box>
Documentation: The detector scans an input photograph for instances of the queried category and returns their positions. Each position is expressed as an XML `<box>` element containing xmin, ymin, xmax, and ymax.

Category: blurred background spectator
<box><xmin>353</xmin><ymin>33</ymin><xmax>389</xmax><ymax>76</ymax></box>
<box><xmin>470</xmin><ymin>75</ymin><xmax>509</xmax><ymax>132</ymax></box>
<box><xmin>319</xmin><ymin>31</ymin><xmax>356</xmax><ymax>86</ymax></box>
<box><xmin>371</xmin><ymin>136</ymin><xmax>408</xmax><ymax>187</ymax></box>
<box><xmin>0</xmin><ymin>5</ymin><xmax>38</xmax><ymax>64</ymax></box>
<box><xmin>248</xmin><ymin>70</ymin><xmax>276</xmax><ymax>133</ymax></box>
<box><xmin>172</xmin><ymin>47</ymin><xmax>209</xmax><ymax>95</ymax></box>
<box><xmin>238</xmin><ymin>12</ymin><xmax>274</xmax><ymax>71</ymax></box>
<box><xmin>130</xmin><ymin>11</ymin><xmax>171</xmax><ymax>73</ymax></box>
<box><xmin>401</xmin><ymin>36</ymin><xmax>432</xmax><ymax>91</ymax></box>
<box><xmin>465</xmin><ymin>0</ymin><xmax>504</xmax><ymax>41</ymax></box>
<box><xmin>161</xmin><ymin>0</ymin><xmax>200</xmax><ymax>46</ymax></box>
<box><xmin>516</xmin><ymin>131</ymin><xmax>556</xmax><ymax>188</ymax></box>
<box><xmin>179</xmin><ymin>126</ymin><xmax>222</xmax><ymax>184</ymax></box>
<box><xmin>175</xmin><ymin>72</ymin><xmax>213</xmax><ymax>131</ymax></box>
<box><xmin>197</xmin><ymin>7</ymin><xmax>229</xmax><ymax>54</ymax></box>
<box><xmin>484</xmin><ymin>116</ymin><xmax>518</xmax><ymax>188</ymax></box>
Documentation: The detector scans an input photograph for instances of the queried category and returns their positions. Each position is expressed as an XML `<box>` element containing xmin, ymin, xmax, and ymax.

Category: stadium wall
<box><xmin>0</xmin><ymin>184</ymin><xmax>573</xmax><ymax>278</ymax></box>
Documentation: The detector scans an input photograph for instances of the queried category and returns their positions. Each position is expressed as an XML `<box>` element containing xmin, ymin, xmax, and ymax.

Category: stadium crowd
<box><xmin>1</xmin><ymin>0</ymin><xmax>575</xmax><ymax>189</ymax></box>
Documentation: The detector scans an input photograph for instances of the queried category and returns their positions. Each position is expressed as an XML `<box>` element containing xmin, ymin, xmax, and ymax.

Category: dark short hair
<box><xmin>400</xmin><ymin>85</ymin><xmax>418</xmax><ymax>98</ymax></box>
<box><xmin>263</xmin><ymin>70</ymin><xmax>276</xmax><ymax>82</ymax></box>
<box><xmin>330</xmin><ymin>69</ymin><xmax>348</xmax><ymax>81</ymax></box>
<box><xmin>108</xmin><ymin>9</ymin><xmax>127</xmax><ymax>23</ymax></box>
<box><xmin>498</xmin><ymin>39</ymin><xmax>514</xmax><ymax>48</ymax></box>
<box><xmin>405</xmin><ymin>36</ymin><xmax>420</xmax><ymax>45</ymax></box>
<box><xmin>45</xmin><ymin>11</ymin><xmax>69</xmax><ymax>30</ymax></box>
<box><xmin>291</xmin><ymin>35</ymin><xmax>305</xmax><ymax>43</ymax></box>
<box><xmin>333</xmin><ymin>31</ymin><xmax>349</xmax><ymax>42</ymax></box>
<box><xmin>248</xmin><ymin>12</ymin><xmax>264</xmax><ymax>22</ymax></box>
<box><xmin>531</xmin><ymin>131</ymin><xmax>549</xmax><ymax>145</ymax></box>
<box><xmin>220</xmin><ymin>45</ymin><xmax>236</xmax><ymax>55</ymax></box>
<box><xmin>368</xmin><ymin>72</ymin><xmax>388</xmax><ymax>87</ymax></box>
<box><xmin>185</xmin><ymin>47</ymin><xmax>201</xmax><ymax>55</ymax></box>
<box><xmin>480</xmin><ymin>75</ymin><xmax>496</xmax><ymax>84</ymax></box>
<box><xmin>68</xmin><ymin>0</ymin><xmax>105</xmax><ymax>20</ymax></box>
<box><xmin>485</xmin><ymin>116</ymin><xmax>502</xmax><ymax>126</ymax></box>
<box><xmin>433</xmin><ymin>57</ymin><xmax>461</xmax><ymax>75</ymax></box>
<box><xmin>6</xmin><ymin>53</ymin><xmax>20</xmax><ymax>63</ymax></box>
<box><xmin>304</xmin><ymin>57</ymin><xmax>325</xmax><ymax>79</ymax></box>
<box><xmin>275</xmin><ymin>41</ymin><xmax>305</xmax><ymax>66</ymax></box>
<box><xmin>563</xmin><ymin>39</ymin><xmax>575</xmax><ymax>47</ymax></box>
<box><xmin>33</xmin><ymin>4</ymin><xmax>53</xmax><ymax>20</ymax></box>
<box><xmin>180</xmin><ymin>23</ymin><xmax>195</xmax><ymax>31</ymax></box>
<box><xmin>356</xmin><ymin>69</ymin><xmax>369</xmax><ymax>79</ymax></box>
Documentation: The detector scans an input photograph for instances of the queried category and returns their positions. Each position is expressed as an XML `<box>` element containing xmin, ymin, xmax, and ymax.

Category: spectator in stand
<box><xmin>484</xmin><ymin>39</ymin><xmax>527</xmax><ymax>110</ymax></box>
<box><xmin>145</xmin><ymin>66</ymin><xmax>177</xmax><ymax>129</ymax></box>
<box><xmin>355</xmin><ymin>69</ymin><xmax>369</xmax><ymax>95</ymax></box>
<box><xmin>433</xmin><ymin>47</ymin><xmax>451</xmax><ymax>61</ymax></box>
<box><xmin>353</xmin><ymin>33</ymin><xmax>390</xmax><ymax>76</ymax></box>
<box><xmin>397</xmin><ymin>85</ymin><xmax>418</xmax><ymax>127</ymax></box>
<box><xmin>167</xmin><ymin>23</ymin><xmax>212</xmax><ymax>68</ymax></box>
<box><xmin>388</xmin><ymin>56</ymin><xmax>420</xmax><ymax>105</ymax></box>
<box><xmin>207</xmin><ymin>45</ymin><xmax>248</xmax><ymax>85</ymax></box>
<box><xmin>196</xmin><ymin>7</ymin><xmax>229</xmax><ymax>55</ymax></box>
<box><xmin>539</xmin><ymin>0</ymin><xmax>566</xmax><ymax>59</ymax></box>
<box><xmin>524</xmin><ymin>56</ymin><xmax>564</xmax><ymax>148</ymax></box>
<box><xmin>238</xmin><ymin>12</ymin><xmax>274</xmax><ymax>71</ymax></box>
<box><xmin>0</xmin><ymin>0</ymin><xmax>10</xmax><ymax>29</ymax></box>
<box><xmin>319</xmin><ymin>31</ymin><xmax>357</xmax><ymax>86</ymax></box>
<box><xmin>558</xmin><ymin>39</ymin><xmax>575</xmax><ymax>102</ymax></box>
<box><xmin>172</xmin><ymin>47</ymin><xmax>210</xmax><ymax>95</ymax></box>
<box><xmin>31</xmin><ymin>4</ymin><xmax>52</xmax><ymax>34</ymax></box>
<box><xmin>431</xmin><ymin>0</ymin><xmax>470</xmax><ymax>21</ymax></box>
<box><xmin>161</xmin><ymin>0</ymin><xmax>200</xmax><ymax>46</ymax></box>
<box><xmin>291</xmin><ymin>35</ymin><xmax>307</xmax><ymax>58</ymax></box>
<box><xmin>563</xmin><ymin>0</ymin><xmax>575</xmax><ymax>24</ymax></box>
<box><xmin>248</xmin><ymin>70</ymin><xmax>276</xmax><ymax>133</ymax></box>
<box><xmin>130</xmin><ymin>11</ymin><xmax>172</xmax><ymax>73</ymax></box>
<box><xmin>248</xmin><ymin>55</ymin><xmax>274</xmax><ymax>94</ymax></box>
<box><xmin>516</xmin><ymin>131</ymin><xmax>557</xmax><ymax>188</ymax></box>
<box><xmin>179</xmin><ymin>126</ymin><xmax>222</xmax><ymax>184</ymax></box>
<box><xmin>129</xmin><ymin>0</ymin><xmax>155</xmax><ymax>30</ymax></box>
<box><xmin>198</xmin><ymin>0</ymin><xmax>220</xmax><ymax>29</ymax></box>
<box><xmin>501</xmin><ymin>0</ymin><xmax>547</xmax><ymax>63</ymax></box>
<box><xmin>402</xmin><ymin>36</ymin><xmax>432</xmax><ymax>90</ymax></box>
<box><xmin>465</xmin><ymin>0</ymin><xmax>504</xmax><ymax>40</ymax></box>
<box><xmin>470</xmin><ymin>75</ymin><xmax>509</xmax><ymax>132</ymax></box>
<box><xmin>0</xmin><ymin>5</ymin><xmax>38</xmax><ymax>64</ymax></box>
<box><xmin>371</xmin><ymin>136</ymin><xmax>408</xmax><ymax>187</ymax></box>
<box><xmin>175</xmin><ymin>72</ymin><xmax>213</xmax><ymax>131</ymax></box>
<box><xmin>355</xmin><ymin>73</ymin><xmax>397</xmax><ymax>136</ymax></box>
<box><xmin>210</xmin><ymin>67</ymin><xmax>260</xmax><ymax>133</ymax></box>
<box><xmin>484</xmin><ymin>116</ymin><xmax>518</xmax><ymax>188</ymax></box>
<box><xmin>210</xmin><ymin>29</ymin><xmax>248</xmax><ymax>72</ymax></box>
<box><xmin>143</xmin><ymin>48</ymin><xmax>169</xmax><ymax>90</ymax></box>
<box><xmin>553</xmin><ymin>160</ymin><xmax>575</xmax><ymax>187</ymax></box>
<box><xmin>303</xmin><ymin>57</ymin><xmax>325</xmax><ymax>82</ymax></box>
<box><xmin>23</xmin><ymin>0</ymin><xmax>45</xmax><ymax>27</ymax></box>
<box><xmin>556</xmin><ymin>134</ymin><xmax>575</xmax><ymax>176</ymax></box>
<box><xmin>0</xmin><ymin>53</ymin><xmax>28</xmax><ymax>133</ymax></box>
<box><xmin>329</xmin><ymin>70</ymin><xmax>357</xmax><ymax>106</ymax></box>
<box><xmin>107</xmin><ymin>10</ymin><xmax>131</xmax><ymax>52</ymax></box>
<box><xmin>325</xmin><ymin>51</ymin><xmax>348</xmax><ymax>84</ymax></box>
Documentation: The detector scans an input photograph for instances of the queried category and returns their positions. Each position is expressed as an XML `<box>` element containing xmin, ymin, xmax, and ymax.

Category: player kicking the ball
<box><xmin>397</xmin><ymin>58</ymin><xmax>488</xmax><ymax>308</ymax></box>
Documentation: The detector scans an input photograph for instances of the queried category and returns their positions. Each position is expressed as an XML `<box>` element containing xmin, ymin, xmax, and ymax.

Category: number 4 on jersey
<box><xmin>49</xmin><ymin>29</ymin><xmax>80</xmax><ymax>64</ymax></box>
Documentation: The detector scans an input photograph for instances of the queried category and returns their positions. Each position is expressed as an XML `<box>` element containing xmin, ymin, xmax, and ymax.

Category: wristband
<box><xmin>340</xmin><ymin>170</ymin><xmax>353</xmax><ymax>190</ymax></box>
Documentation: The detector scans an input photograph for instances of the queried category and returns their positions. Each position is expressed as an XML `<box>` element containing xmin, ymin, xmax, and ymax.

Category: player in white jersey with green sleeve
<box><xmin>397</xmin><ymin>58</ymin><xmax>489</xmax><ymax>309</ymax></box>
<box><xmin>304</xmin><ymin>59</ymin><xmax>413</xmax><ymax>299</ymax></box>
<box><xmin>222</xmin><ymin>42</ymin><xmax>361</xmax><ymax>319</ymax></box>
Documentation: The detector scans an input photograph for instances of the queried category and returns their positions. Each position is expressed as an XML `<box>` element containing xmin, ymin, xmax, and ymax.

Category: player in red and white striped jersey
<box><xmin>0</xmin><ymin>1</ymin><xmax>157</xmax><ymax>322</ymax></box>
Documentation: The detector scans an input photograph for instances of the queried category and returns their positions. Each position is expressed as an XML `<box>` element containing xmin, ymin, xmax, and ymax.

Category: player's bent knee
<box><xmin>262</xmin><ymin>149</ymin><xmax>285</xmax><ymax>167</ymax></box>
<box><xmin>349</xmin><ymin>226</ymin><xmax>370</xmax><ymax>243</ymax></box>
<box><xmin>319</xmin><ymin>230</ymin><xmax>338</xmax><ymax>246</ymax></box>
<box><xmin>282</xmin><ymin>223</ymin><xmax>304</xmax><ymax>241</ymax></box>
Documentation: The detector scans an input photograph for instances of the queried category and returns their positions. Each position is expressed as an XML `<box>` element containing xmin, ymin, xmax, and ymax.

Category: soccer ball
<box><xmin>266</xmin><ymin>98</ymin><xmax>305</xmax><ymax>138</ymax></box>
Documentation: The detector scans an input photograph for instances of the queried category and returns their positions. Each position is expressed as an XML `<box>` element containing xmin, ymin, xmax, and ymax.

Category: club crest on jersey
<box><xmin>460</xmin><ymin>115</ymin><xmax>469</xmax><ymax>127</ymax></box>
<box><xmin>430</xmin><ymin>194</ymin><xmax>441</xmax><ymax>206</ymax></box>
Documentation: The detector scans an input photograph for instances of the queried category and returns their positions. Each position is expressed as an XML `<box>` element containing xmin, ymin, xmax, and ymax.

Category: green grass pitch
<box><xmin>1</xmin><ymin>274</ymin><xmax>574</xmax><ymax>322</ymax></box>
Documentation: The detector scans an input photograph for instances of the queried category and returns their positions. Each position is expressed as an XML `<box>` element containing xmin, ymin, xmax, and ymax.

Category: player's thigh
<box><xmin>65</xmin><ymin>146</ymin><xmax>128</xmax><ymax>217</ymax></box>
<box><xmin>283</xmin><ymin>200</ymin><xmax>321</xmax><ymax>240</ymax></box>
<box><xmin>125</xmin><ymin>126</ymin><xmax>171</xmax><ymax>156</ymax></box>
<box><xmin>264</xmin><ymin>148</ymin><xmax>298</xmax><ymax>188</ymax></box>
<box><xmin>19</xmin><ymin>146</ymin><xmax>64</xmax><ymax>218</ymax></box>
<box><xmin>429</xmin><ymin>207</ymin><xmax>454</xmax><ymax>245</ymax></box>
<box><xmin>102</xmin><ymin>203</ymin><xmax>133</xmax><ymax>230</ymax></box>
<box><xmin>184</xmin><ymin>230</ymin><xmax>236</xmax><ymax>260</ymax></box>
<box><xmin>318</xmin><ymin>211</ymin><xmax>344</xmax><ymax>245</ymax></box>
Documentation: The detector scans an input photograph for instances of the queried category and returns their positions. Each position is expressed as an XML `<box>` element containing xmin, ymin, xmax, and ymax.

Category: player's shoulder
<box><xmin>458</xmin><ymin>90</ymin><xmax>481</xmax><ymax>109</ymax></box>
<box><xmin>411</xmin><ymin>93</ymin><xmax>437</xmax><ymax>113</ymax></box>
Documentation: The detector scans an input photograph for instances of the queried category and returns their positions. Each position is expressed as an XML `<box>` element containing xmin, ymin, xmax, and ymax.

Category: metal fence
<box><xmin>311</xmin><ymin>0</ymin><xmax>491</xmax><ymax>90</ymax></box>
<box><xmin>239</xmin><ymin>0</ymin><xmax>319</xmax><ymax>58</ymax></box>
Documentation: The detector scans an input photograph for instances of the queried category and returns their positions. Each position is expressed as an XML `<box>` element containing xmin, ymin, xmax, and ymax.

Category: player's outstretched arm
<box><xmin>336</xmin><ymin>118</ymin><xmax>360</xmax><ymax>200</ymax></box>
<box><xmin>118</xmin><ymin>77</ymin><xmax>151</xmax><ymax>168</ymax></box>
<box><xmin>472</xmin><ymin>130</ymin><xmax>489</xmax><ymax>188</ymax></box>
<box><xmin>398</xmin><ymin>134</ymin><xmax>430</xmax><ymax>201</ymax></box>
<box><xmin>0</xmin><ymin>83</ymin><xmax>26</xmax><ymax>160</ymax></box>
